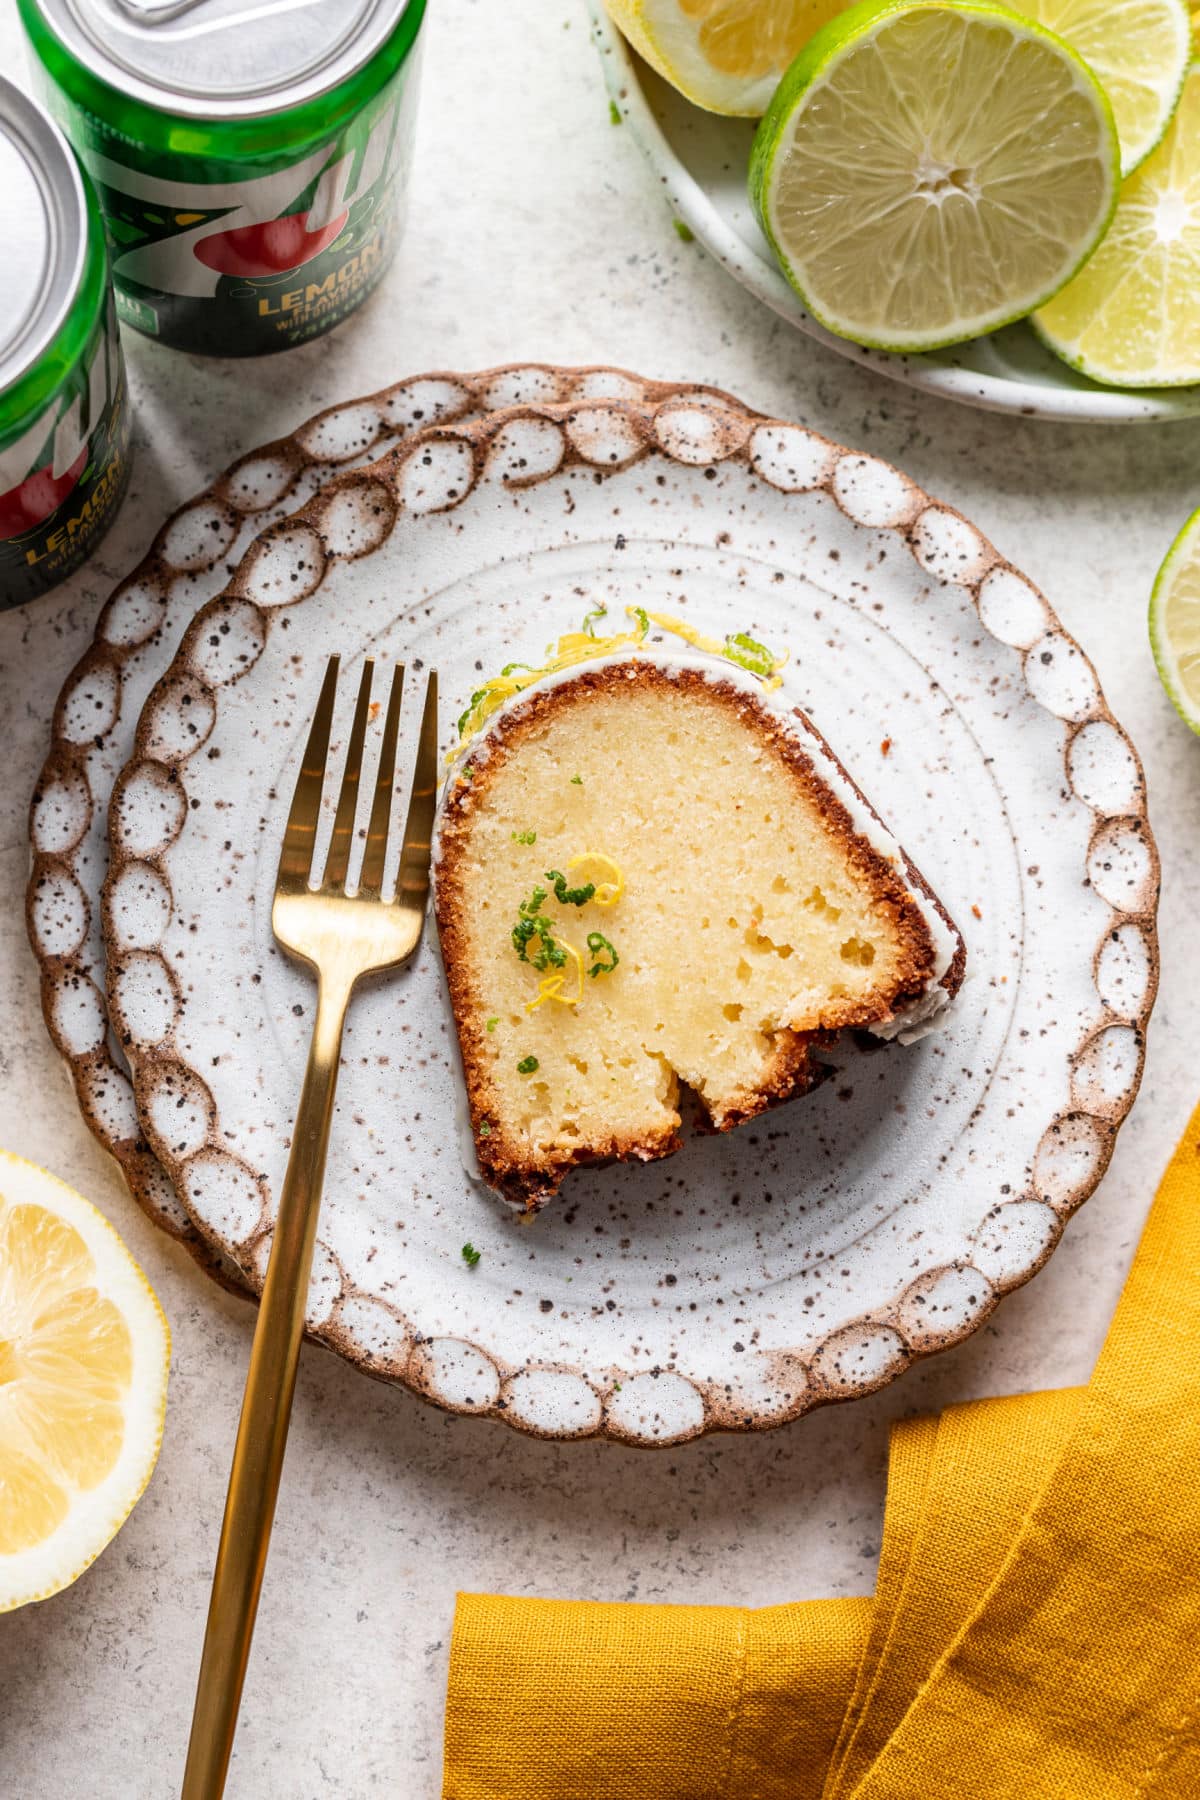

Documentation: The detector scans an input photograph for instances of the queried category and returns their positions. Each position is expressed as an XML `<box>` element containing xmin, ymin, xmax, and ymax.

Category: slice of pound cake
<box><xmin>434</xmin><ymin>651</ymin><xmax>964</xmax><ymax>1211</ymax></box>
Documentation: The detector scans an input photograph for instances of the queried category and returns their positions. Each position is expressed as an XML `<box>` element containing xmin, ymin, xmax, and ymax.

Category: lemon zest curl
<box><xmin>567</xmin><ymin>851</ymin><xmax>624</xmax><ymax>907</ymax></box>
<box><xmin>525</xmin><ymin>936</ymin><xmax>584</xmax><ymax>1012</ymax></box>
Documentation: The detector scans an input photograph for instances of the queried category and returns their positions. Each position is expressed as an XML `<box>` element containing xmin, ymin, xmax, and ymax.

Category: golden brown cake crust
<box><xmin>434</xmin><ymin>660</ymin><xmax>964</xmax><ymax>1210</ymax></box>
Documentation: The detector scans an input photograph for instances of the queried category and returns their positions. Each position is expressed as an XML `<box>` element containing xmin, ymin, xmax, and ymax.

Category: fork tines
<box><xmin>277</xmin><ymin>656</ymin><xmax>439</xmax><ymax>903</ymax></box>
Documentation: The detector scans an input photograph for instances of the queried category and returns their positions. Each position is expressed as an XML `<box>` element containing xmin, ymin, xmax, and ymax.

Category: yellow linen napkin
<box><xmin>443</xmin><ymin>1099</ymin><xmax>1200</xmax><ymax>1800</ymax></box>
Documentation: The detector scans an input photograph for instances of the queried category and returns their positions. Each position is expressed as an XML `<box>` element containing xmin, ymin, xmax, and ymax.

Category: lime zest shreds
<box><xmin>568</xmin><ymin>851</ymin><xmax>624</xmax><ymax>907</ymax></box>
<box><xmin>457</xmin><ymin>689</ymin><xmax>489</xmax><ymax>735</ymax></box>
<box><xmin>449</xmin><ymin>605</ymin><xmax>788</xmax><ymax>762</ymax></box>
<box><xmin>726</xmin><ymin>630</ymin><xmax>785</xmax><ymax>681</ymax></box>
<box><xmin>512</xmin><ymin>887</ymin><xmax>568</xmax><ymax>969</ymax></box>
<box><xmin>545</xmin><ymin>869</ymin><xmax>596</xmax><ymax>907</ymax></box>
<box><xmin>534</xmin><ymin>935</ymin><xmax>567</xmax><ymax>969</ymax></box>
<box><xmin>586</xmin><ymin>932</ymin><xmax>619</xmax><ymax>977</ymax></box>
<box><xmin>510</xmin><ymin>850</ymin><xmax>626</xmax><ymax>1012</ymax></box>
<box><xmin>640</xmin><ymin>608</ymin><xmax>788</xmax><ymax>689</ymax></box>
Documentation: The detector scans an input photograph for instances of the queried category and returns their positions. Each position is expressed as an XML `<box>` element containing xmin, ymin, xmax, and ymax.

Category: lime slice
<box><xmin>1033</xmin><ymin>63</ymin><xmax>1200</xmax><ymax>387</ymax></box>
<box><xmin>1150</xmin><ymin>507</ymin><xmax>1200</xmax><ymax>734</ymax></box>
<box><xmin>749</xmin><ymin>0</ymin><xmax>1119</xmax><ymax>354</ymax></box>
<box><xmin>1008</xmin><ymin>0</ymin><xmax>1190</xmax><ymax>175</ymax></box>
<box><xmin>602</xmin><ymin>0</ymin><xmax>851</xmax><ymax>116</ymax></box>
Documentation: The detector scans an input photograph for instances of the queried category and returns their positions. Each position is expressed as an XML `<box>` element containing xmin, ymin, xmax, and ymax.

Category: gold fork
<box><xmin>182</xmin><ymin>654</ymin><xmax>438</xmax><ymax>1799</ymax></box>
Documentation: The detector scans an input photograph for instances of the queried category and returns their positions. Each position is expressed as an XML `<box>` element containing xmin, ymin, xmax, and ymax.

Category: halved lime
<box><xmin>1150</xmin><ymin>507</ymin><xmax>1200</xmax><ymax>735</ymax></box>
<box><xmin>749</xmin><ymin>0</ymin><xmax>1120</xmax><ymax>354</ymax></box>
<box><xmin>1010</xmin><ymin>0</ymin><xmax>1191</xmax><ymax>175</ymax></box>
<box><xmin>1033</xmin><ymin>63</ymin><xmax>1200</xmax><ymax>387</ymax></box>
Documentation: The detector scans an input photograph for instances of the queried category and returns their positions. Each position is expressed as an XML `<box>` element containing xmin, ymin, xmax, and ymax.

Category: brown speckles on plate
<box><xmin>28</xmin><ymin>366</ymin><xmax>750</xmax><ymax>1293</ymax></box>
<box><xmin>33</xmin><ymin>377</ymin><xmax>1160</xmax><ymax>1444</ymax></box>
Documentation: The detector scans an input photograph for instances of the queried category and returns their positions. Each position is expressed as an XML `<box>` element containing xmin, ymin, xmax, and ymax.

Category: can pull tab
<box><xmin>111</xmin><ymin>0</ymin><xmax>321</xmax><ymax>22</ymax></box>
<box><xmin>111</xmin><ymin>0</ymin><xmax>214</xmax><ymax>20</ymax></box>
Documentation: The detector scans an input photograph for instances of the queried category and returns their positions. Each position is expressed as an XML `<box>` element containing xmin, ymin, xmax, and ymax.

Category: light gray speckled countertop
<box><xmin>2</xmin><ymin>4</ymin><xmax>1200</xmax><ymax>1796</ymax></box>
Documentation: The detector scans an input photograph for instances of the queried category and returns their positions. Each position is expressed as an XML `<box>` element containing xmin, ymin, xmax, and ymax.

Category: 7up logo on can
<box><xmin>1</xmin><ymin>293</ymin><xmax>129</xmax><ymax>608</ymax></box>
<box><xmin>70</xmin><ymin>56</ymin><xmax>418</xmax><ymax>356</ymax></box>
<box><xmin>19</xmin><ymin>0</ymin><xmax>425</xmax><ymax>358</ymax></box>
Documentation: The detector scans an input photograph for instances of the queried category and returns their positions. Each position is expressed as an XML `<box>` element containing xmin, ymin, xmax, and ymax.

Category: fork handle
<box><xmin>182</xmin><ymin>972</ymin><xmax>353</xmax><ymax>1799</ymax></box>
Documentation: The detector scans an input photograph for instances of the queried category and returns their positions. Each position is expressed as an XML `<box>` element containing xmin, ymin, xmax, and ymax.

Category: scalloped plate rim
<box><xmin>25</xmin><ymin>365</ymin><xmax>759</xmax><ymax>1293</ymax></box>
<box><xmin>98</xmin><ymin>392</ymin><xmax>1160</xmax><ymax>1445</ymax></box>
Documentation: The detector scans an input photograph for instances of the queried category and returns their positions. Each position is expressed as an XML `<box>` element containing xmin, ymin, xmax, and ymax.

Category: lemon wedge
<box><xmin>603</xmin><ymin>0</ymin><xmax>850</xmax><ymax>115</ymax></box>
<box><xmin>1034</xmin><ymin>62</ymin><xmax>1200</xmax><ymax>387</ymax></box>
<box><xmin>0</xmin><ymin>1150</ymin><xmax>170</xmax><ymax>1611</ymax></box>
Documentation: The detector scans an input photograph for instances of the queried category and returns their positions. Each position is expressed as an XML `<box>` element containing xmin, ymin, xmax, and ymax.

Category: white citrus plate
<box><xmin>588</xmin><ymin>5</ymin><xmax>1200</xmax><ymax>425</ymax></box>
<box><xmin>103</xmin><ymin>393</ymin><xmax>1156</xmax><ymax>1444</ymax></box>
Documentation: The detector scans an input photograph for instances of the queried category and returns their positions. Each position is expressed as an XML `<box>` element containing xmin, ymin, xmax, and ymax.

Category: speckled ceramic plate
<box><xmin>27</xmin><ymin>364</ymin><xmax>733</xmax><ymax>1291</ymax></box>
<box><xmin>102</xmin><ymin>393</ymin><xmax>1157</xmax><ymax>1444</ymax></box>
<box><xmin>588</xmin><ymin>5</ymin><xmax>1200</xmax><ymax>426</ymax></box>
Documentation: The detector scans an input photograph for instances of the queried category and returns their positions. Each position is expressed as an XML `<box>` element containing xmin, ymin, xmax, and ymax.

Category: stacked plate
<box><xmin>27</xmin><ymin>364</ymin><xmax>1159</xmax><ymax>1445</ymax></box>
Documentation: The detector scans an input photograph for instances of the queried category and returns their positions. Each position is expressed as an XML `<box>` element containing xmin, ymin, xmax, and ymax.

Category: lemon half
<box><xmin>603</xmin><ymin>0</ymin><xmax>851</xmax><ymax>115</ymax></box>
<box><xmin>0</xmin><ymin>1151</ymin><xmax>170</xmax><ymax>1611</ymax></box>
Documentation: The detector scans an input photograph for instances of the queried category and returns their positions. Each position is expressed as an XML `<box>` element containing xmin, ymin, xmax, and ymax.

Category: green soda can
<box><xmin>19</xmin><ymin>0</ymin><xmax>426</xmax><ymax>357</ymax></box>
<box><xmin>0</xmin><ymin>76</ymin><xmax>130</xmax><ymax>609</ymax></box>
